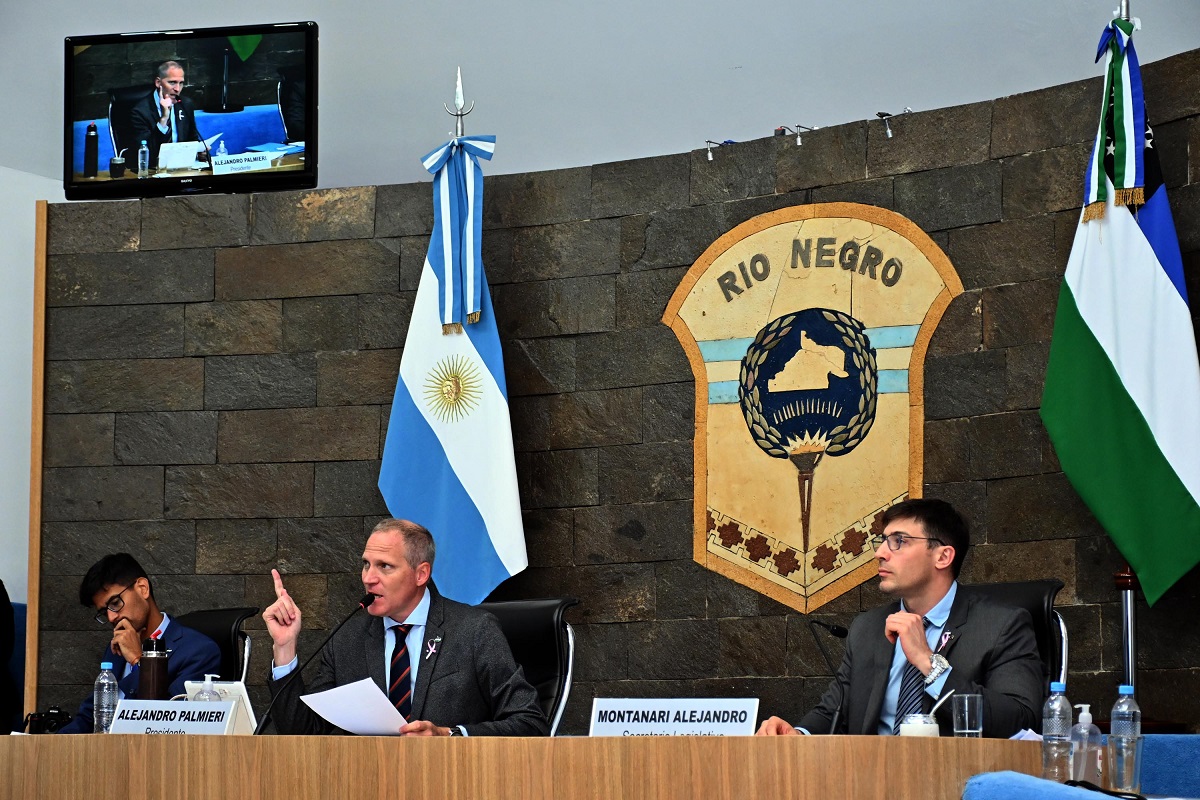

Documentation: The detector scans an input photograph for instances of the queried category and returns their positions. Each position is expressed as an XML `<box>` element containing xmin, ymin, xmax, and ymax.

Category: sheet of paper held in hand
<box><xmin>299</xmin><ymin>678</ymin><xmax>406</xmax><ymax>735</ymax></box>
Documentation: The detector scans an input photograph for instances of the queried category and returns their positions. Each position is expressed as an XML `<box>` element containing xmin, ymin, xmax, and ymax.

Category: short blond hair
<box><xmin>370</xmin><ymin>518</ymin><xmax>435</xmax><ymax>568</ymax></box>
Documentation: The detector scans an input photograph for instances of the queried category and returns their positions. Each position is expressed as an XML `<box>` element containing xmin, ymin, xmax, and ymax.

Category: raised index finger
<box><xmin>272</xmin><ymin>568</ymin><xmax>287</xmax><ymax>598</ymax></box>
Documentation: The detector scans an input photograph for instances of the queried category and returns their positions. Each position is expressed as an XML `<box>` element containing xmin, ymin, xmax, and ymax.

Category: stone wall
<box><xmin>38</xmin><ymin>48</ymin><xmax>1200</xmax><ymax>734</ymax></box>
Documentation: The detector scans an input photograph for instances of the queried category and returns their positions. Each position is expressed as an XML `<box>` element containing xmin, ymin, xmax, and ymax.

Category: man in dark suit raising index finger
<box><xmin>264</xmin><ymin>518</ymin><xmax>547</xmax><ymax>737</ymax></box>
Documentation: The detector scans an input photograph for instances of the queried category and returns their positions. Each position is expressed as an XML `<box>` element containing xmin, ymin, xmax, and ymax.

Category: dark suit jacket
<box><xmin>267</xmin><ymin>588</ymin><xmax>547</xmax><ymax>736</ymax></box>
<box><xmin>58</xmin><ymin>617</ymin><xmax>221</xmax><ymax>734</ymax></box>
<box><xmin>129</xmin><ymin>91</ymin><xmax>200</xmax><ymax>169</ymax></box>
<box><xmin>797</xmin><ymin>586</ymin><xmax>1043</xmax><ymax>737</ymax></box>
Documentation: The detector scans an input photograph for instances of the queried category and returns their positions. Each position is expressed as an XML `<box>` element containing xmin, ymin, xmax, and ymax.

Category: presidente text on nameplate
<box><xmin>662</xmin><ymin>203</ymin><xmax>963</xmax><ymax>613</ymax></box>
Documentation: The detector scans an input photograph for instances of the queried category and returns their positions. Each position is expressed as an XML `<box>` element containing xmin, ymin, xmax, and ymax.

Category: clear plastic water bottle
<box><xmin>1109</xmin><ymin>685</ymin><xmax>1143</xmax><ymax>793</ymax></box>
<box><xmin>1041</xmin><ymin>681</ymin><xmax>1072</xmax><ymax>782</ymax></box>
<box><xmin>93</xmin><ymin>661</ymin><xmax>118</xmax><ymax>733</ymax></box>
<box><xmin>137</xmin><ymin>140</ymin><xmax>150</xmax><ymax>178</ymax></box>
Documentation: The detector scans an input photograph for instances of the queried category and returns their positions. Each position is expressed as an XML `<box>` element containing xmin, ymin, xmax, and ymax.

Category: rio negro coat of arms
<box><xmin>662</xmin><ymin>204</ymin><xmax>963</xmax><ymax>612</ymax></box>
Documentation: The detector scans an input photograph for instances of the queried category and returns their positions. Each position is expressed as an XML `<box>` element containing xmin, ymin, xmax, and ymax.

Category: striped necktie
<box><xmin>893</xmin><ymin>616</ymin><xmax>932</xmax><ymax>735</ymax></box>
<box><xmin>388</xmin><ymin>624</ymin><xmax>414</xmax><ymax>720</ymax></box>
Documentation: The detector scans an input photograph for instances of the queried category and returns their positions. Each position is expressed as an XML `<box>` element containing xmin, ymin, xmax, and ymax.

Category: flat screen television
<box><xmin>64</xmin><ymin>21</ymin><xmax>317</xmax><ymax>201</ymax></box>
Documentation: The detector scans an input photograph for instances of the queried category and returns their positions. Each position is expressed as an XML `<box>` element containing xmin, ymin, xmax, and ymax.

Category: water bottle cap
<box><xmin>1050</xmin><ymin>681</ymin><xmax>1066</xmax><ymax>692</ymax></box>
<box><xmin>100</xmin><ymin>661</ymin><xmax>113</xmax><ymax>669</ymax></box>
<box><xmin>1118</xmin><ymin>684</ymin><xmax>1135</xmax><ymax>694</ymax></box>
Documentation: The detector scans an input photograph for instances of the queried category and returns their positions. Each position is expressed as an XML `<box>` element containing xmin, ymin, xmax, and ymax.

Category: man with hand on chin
<box><xmin>264</xmin><ymin>518</ymin><xmax>547</xmax><ymax>736</ymax></box>
<box><xmin>756</xmin><ymin>499</ymin><xmax>1042</xmax><ymax>738</ymax></box>
<box><xmin>58</xmin><ymin>553</ymin><xmax>220</xmax><ymax>733</ymax></box>
<box><xmin>129</xmin><ymin>60</ymin><xmax>202</xmax><ymax>171</ymax></box>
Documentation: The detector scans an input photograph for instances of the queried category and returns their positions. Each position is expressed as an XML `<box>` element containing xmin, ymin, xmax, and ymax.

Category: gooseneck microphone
<box><xmin>252</xmin><ymin>593</ymin><xmax>377</xmax><ymax>735</ymax></box>
<box><xmin>808</xmin><ymin>619</ymin><xmax>849</xmax><ymax>734</ymax></box>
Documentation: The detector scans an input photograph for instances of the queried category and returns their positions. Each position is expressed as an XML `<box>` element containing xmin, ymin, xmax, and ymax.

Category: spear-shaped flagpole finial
<box><xmin>444</xmin><ymin>66</ymin><xmax>475</xmax><ymax>137</ymax></box>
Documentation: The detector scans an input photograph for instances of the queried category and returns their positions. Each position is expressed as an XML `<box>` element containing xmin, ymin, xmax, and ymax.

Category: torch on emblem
<box><xmin>738</xmin><ymin>308</ymin><xmax>878</xmax><ymax>553</ymax></box>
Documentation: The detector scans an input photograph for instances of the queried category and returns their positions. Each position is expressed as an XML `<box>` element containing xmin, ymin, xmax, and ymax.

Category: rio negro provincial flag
<box><xmin>378</xmin><ymin>134</ymin><xmax>528</xmax><ymax>604</ymax></box>
<box><xmin>1041</xmin><ymin>18</ymin><xmax>1200</xmax><ymax>605</ymax></box>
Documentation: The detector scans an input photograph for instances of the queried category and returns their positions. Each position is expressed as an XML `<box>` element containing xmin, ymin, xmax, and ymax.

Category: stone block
<box><xmin>39</xmin><ymin>630</ymin><xmax>113</xmax><ymax>685</ymax></box>
<box><xmin>690</xmin><ymin>136</ymin><xmax>777</xmax><ymax>205</ymax></box>
<box><xmin>713</xmin><ymin>615</ymin><xmax>786</xmax><ymax>679</ymax></box>
<box><xmin>785</xmin><ymin>613</ymin><xmax>851</xmax><ymax>678</ymax></box>
<box><xmin>502</xmin><ymin>338</ymin><xmax>576</xmax><ymax>396</ymax></box>
<box><xmin>275</xmin><ymin>517</ymin><xmax>366</xmax><ymax>573</ymax></box>
<box><xmin>628</xmin><ymin>204</ymin><xmax>727</xmax><ymax>271</ymax></box>
<box><xmin>707</xmin><ymin>570</ymin><xmax>763</xmax><ymax>619</ymax></box>
<box><xmin>575</xmin><ymin>327</ymin><xmax>691</xmax><ymax>390</ymax></box>
<box><xmin>655</xmin><ymin>559</ymin><xmax>707</xmax><ymax>620</ymax></box>
<box><xmin>114</xmin><ymin>411</ymin><xmax>217</xmax><ymax>465</ymax></box>
<box><xmin>616</xmin><ymin>266</ymin><xmax>687</xmax><ymax>330</ymax></box>
<box><xmin>627</xmin><ymin>619</ymin><xmax>718</xmax><ymax>680</ymax></box>
<box><xmin>924</xmin><ymin>349</ymin><xmax>1007</xmax><ymax>420</ymax></box>
<box><xmin>961</xmin><ymin>538</ymin><xmax>1076</xmax><ymax>603</ymax></box>
<box><xmin>251</xmin><ymin>186</ymin><xmax>376</xmax><ymax>244</ymax></box>
<box><xmin>282</xmin><ymin>296</ymin><xmax>357</xmax><ymax>353</ymax></box>
<box><xmin>492</xmin><ymin>276</ymin><xmax>615</xmax><ymax>338</ymax></box>
<box><xmin>480</xmin><ymin>228</ymin><xmax>515</xmax><ymax>285</ymax></box>
<box><xmin>165</xmin><ymin>463</ymin><xmax>314</xmax><ymax>519</ymax></box>
<box><xmin>1169</xmin><ymin>183</ymin><xmax>1200</xmax><ymax>254</ymax></box>
<box><xmin>1154</xmin><ymin>118</ymin><xmax>1191</xmax><ymax>190</ymax></box>
<box><xmin>968</xmin><ymin>410</ymin><xmax>1057</xmax><ymax>480</ymax></box>
<box><xmin>1143</xmin><ymin>49</ymin><xmax>1200</xmax><ymax>125</ymax></box>
<box><xmin>218</xmin><ymin>407</ymin><xmax>379</xmax><ymax>463</ymax></box>
<box><xmin>986</xmin><ymin>472</ymin><xmax>1105</xmax><ymax>543</ymax></box>
<box><xmin>186</xmin><ymin>300</ymin><xmax>283</xmax><ymax>356</ymax></box>
<box><xmin>946</xmin><ymin>217</ymin><xmax>1062</xmax><ymax>290</ymax></box>
<box><xmin>991</xmin><ymin>77</ymin><xmax>1102</xmax><ymax>158</ymax></box>
<box><xmin>204</xmin><ymin>353</ymin><xmax>316</xmax><ymax>410</ymax></box>
<box><xmin>868</xmin><ymin>101</ymin><xmax>993</xmax><ymax>176</ymax></box>
<box><xmin>777</xmin><ymin>121</ymin><xmax>868</xmax><ymax>192</ymax></box>
<box><xmin>922</xmin><ymin>481</ymin><xmax>987</xmax><ymax>545</ymax></box>
<box><xmin>597</xmin><ymin>441</ymin><xmax>693</xmax><ymax>504</ymax></box>
<box><xmin>39</xmin><ymin>583</ymin><xmax>96</xmax><ymax>630</ymax></box>
<box><xmin>1001</xmin><ymin>142</ymin><xmax>1092</xmax><ymax>220</ymax></box>
<box><xmin>1073</xmin><ymin>534</ymin><xmax>1125</xmax><ymax>605</ymax></box>
<box><xmin>41</xmin><ymin>520</ymin><xmax>196</xmax><ymax>575</ymax></box>
<box><xmin>1056</xmin><ymin>603</ymin><xmax>1102</xmax><ymax>672</ymax></box>
<box><xmin>590</xmin><ymin>154</ymin><xmax>690</xmax><ymax>218</ymax></box>
<box><xmin>398</xmin><ymin>236</ymin><xmax>427</xmax><ymax>291</ymax></box>
<box><xmin>509</xmin><ymin>219</ymin><xmax>621</xmax><ymax>282</ymax></box>
<box><xmin>215</xmin><ymin>240</ymin><xmax>398</xmax><ymax>300</ymax></box>
<box><xmin>1005</xmin><ymin>342</ymin><xmax>1050</xmax><ymax>411</ymax></box>
<box><xmin>47</xmin><ymin>249</ymin><xmax>214</xmax><ymax>307</ymax></box>
<box><xmin>140</xmin><ymin>195</ymin><xmax>251</xmax><ymax>250</ymax></box>
<box><xmin>42</xmin><ymin>466</ymin><xmax>164</xmax><ymax>522</ymax></box>
<box><xmin>375</xmin><ymin>182</ymin><xmax>434</xmax><ymax>238</ymax></box>
<box><xmin>1134</xmin><ymin>567</ymin><xmax>1200</xmax><ymax>670</ymax></box>
<box><xmin>238</xmin><ymin>573</ymin><xmax>330</xmax><ymax>628</ymax></box>
<box><xmin>643</xmin><ymin>382</ymin><xmax>695</xmax><ymax>443</ymax></box>
<box><xmin>313</xmin><ymin>460</ymin><xmax>389</xmax><ymax>517</ymax></box>
<box><xmin>47</xmin><ymin>200</ymin><xmax>141</xmax><ymax>255</ymax></box>
<box><xmin>522</xmin><ymin>508</ymin><xmax>574</xmax><ymax>568</ymax></box>
<box><xmin>925</xmin><ymin>289</ymin><xmax>982</xmax><ymax>358</ymax></box>
<box><xmin>981</xmin><ymin>279</ymin><xmax>1058</xmax><ymax>349</ymax></box>
<box><xmin>357</xmin><ymin>293</ymin><xmax>415</xmax><ymax>350</ymax></box>
<box><xmin>316</xmin><ymin>349</ymin><xmax>400</xmax><ymax>406</ymax></box>
<box><xmin>893</xmin><ymin>161</ymin><xmax>1002</xmax><ymax>232</ymax></box>
<box><xmin>46</xmin><ymin>304</ymin><xmax>185</xmax><ymax>360</ymax></box>
<box><xmin>923</xmin><ymin>418</ymin><xmax>971</xmax><ymax>485</ymax></box>
<box><xmin>1191</xmin><ymin>119</ymin><xmax>1200</xmax><ymax>185</ymax></box>
<box><xmin>571</xmin><ymin>623</ymin><xmax>629</xmax><ymax>683</ymax></box>
<box><xmin>195</xmin><ymin>518</ymin><xmax>277</xmax><ymax>574</ymax></box>
<box><xmin>483</xmin><ymin>167</ymin><xmax>591</xmax><ymax>229</ymax></box>
<box><xmin>44</xmin><ymin>413</ymin><xmax>114</xmax><ymax>467</ymax></box>
<box><xmin>810</xmin><ymin>177</ymin><xmax>894</xmax><ymax>207</ymax></box>
<box><xmin>490</xmin><ymin>563</ymin><xmax>654</xmax><ymax>624</ymax></box>
<box><xmin>573</xmin><ymin>500</ymin><xmax>691</xmax><ymax>565</ymax></box>
<box><xmin>510</xmin><ymin>389</ymin><xmax>642</xmax><ymax>452</ymax></box>
<box><xmin>621</xmin><ymin>215</ymin><xmax>648</xmax><ymax>269</ymax></box>
<box><xmin>516</xmin><ymin>449</ymin><xmax>598</xmax><ymax>509</ymax></box>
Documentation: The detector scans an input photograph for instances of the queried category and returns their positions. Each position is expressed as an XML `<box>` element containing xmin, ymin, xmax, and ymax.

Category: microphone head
<box><xmin>359</xmin><ymin>593</ymin><xmax>378</xmax><ymax>609</ymax></box>
<box><xmin>828</xmin><ymin>623</ymin><xmax>849</xmax><ymax>638</ymax></box>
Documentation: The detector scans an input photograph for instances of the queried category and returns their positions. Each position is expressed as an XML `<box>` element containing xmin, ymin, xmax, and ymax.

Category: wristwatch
<box><xmin>924</xmin><ymin>653</ymin><xmax>950</xmax><ymax>685</ymax></box>
<box><xmin>448</xmin><ymin>726</ymin><xmax>463</xmax><ymax>737</ymax></box>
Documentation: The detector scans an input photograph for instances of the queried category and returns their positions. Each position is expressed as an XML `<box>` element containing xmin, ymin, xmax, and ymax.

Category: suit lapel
<box><xmin>938</xmin><ymin>590</ymin><xmax>972</xmax><ymax>661</ymax></box>
<box><xmin>861</xmin><ymin>602</ymin><xmax>900</xmax><ymax>734</ymax></box>
<box><xmin>366</xmin><ymin>617</ymin><xmax>386</xmax><ymax>694</ymax></box>
<box><xmin>410</xmin><ymin>589</ymin><xmax>443</xmax><ymax>720</ymax></box>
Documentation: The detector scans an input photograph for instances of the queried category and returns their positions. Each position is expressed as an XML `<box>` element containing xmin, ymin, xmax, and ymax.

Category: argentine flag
<box><xmin>378</xmin><ymin>135</ymin><xmax>527</xmax><ymax>604</ymax></box>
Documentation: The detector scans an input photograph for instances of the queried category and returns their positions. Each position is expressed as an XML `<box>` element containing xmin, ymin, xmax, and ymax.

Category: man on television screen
<box><xmin>130</xmin><ymin>60</ymin><xmax>201</xmax><ymax>170</ymax></box>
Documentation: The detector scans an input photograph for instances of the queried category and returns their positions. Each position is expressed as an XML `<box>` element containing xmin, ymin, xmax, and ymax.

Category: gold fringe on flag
<box><xmin>1114</xmin><ymin>186</ymin><xmax>1145</xmax><ymax>207</ymax></box>
<box><xmin>467</xmin><ymin>311</ymin><xmax>480</xmax><ymax>324</ymax></box>
<box><xmin>442</xmin><ymin>322</ymin><xmax>463</xmax><ymax>335</ymax></box>
<box><xmin>1082</xmin><ymin>201</ymin><xmax>1106</xmax><ymax>222</ymax></box>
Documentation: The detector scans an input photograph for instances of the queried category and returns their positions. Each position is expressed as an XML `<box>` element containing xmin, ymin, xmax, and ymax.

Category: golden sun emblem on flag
<box><xmin>423</xmin><ymin>355</ymin><xmax>482</xmax><ymax>423</ymax></box>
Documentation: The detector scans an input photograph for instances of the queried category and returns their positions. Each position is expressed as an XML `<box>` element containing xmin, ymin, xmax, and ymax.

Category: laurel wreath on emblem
<box><xmin>738</xmin><ymin>310</ymin><xmax>878</xmax><ymax>457</ymax></box>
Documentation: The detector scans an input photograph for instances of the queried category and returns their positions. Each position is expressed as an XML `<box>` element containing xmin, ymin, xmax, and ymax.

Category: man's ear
<box><xmin>134</xmin><ymin>577</ymin><xmax>152</xmax><ymax>599</ymax></box>
<box><xmin>415</xmin><ymin>562</ymin><xmax>432</xmax><ymax>587</ymax></box>
<box><xmin>935</xmin><ymin>545</ymin><xmax>956</xmax><ymax>572</ymax></box>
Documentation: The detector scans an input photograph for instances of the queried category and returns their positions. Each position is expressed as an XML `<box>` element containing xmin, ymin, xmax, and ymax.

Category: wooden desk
<box><xmin>0</xmin><ymin>735</ymin><xmax>1038</xmax><ymax>800</ymax></box>
<box><xmin>71</xmin><ymin>153</ymin><xmax>305</xmax><ymax>182</ymax></box>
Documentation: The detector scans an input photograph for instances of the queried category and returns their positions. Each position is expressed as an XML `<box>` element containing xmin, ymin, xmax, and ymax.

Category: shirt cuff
<box><xmin>456</xmin><ymin>725</ymin><xmax>468</xmax><ymax>737</ymax></box>
<box><xmin>926</xmin><ymin>665</ymin><xmax>952</xmax><ymax>698</ymax></box>
<box><xmin>795</xmin><ymin>727</ymin><xmax>812</xmax><ymax>735</ymax></box>
<box><xmin>271</xmin><ymin>656</ymin><xmax>298</xmax><ymax>681</ymax></box>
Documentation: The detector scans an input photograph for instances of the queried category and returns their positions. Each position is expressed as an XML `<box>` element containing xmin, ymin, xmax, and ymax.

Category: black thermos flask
<box><xmin>83</xmin><ymin>121</ymin><xmax>99</xmax><ymax>178</ymax></box>
<box><xmin>138</xmin><ymin>637</ymin><xmax>170</xmax><ymax>700</ymax></box>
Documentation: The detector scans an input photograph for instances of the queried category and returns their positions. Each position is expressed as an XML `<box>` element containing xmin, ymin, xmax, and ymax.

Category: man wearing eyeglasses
<box><xmin>756</xmin><ymin>498</ymin><xmax>1042</xmax><ymax>737</ymax></box>
<box><xmin>57</xmin><ymin>553</ymin><xmax>220</xmax><ymax>733</ymax></box>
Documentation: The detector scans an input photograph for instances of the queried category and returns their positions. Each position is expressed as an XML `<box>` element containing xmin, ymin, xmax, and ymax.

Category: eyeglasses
<box><xmin>93</xmin><ymin>583</ymin><xmax>136</xmax><ymax>625</ymax></box>
<box><xmin>870</xmin><ymin>533</ymin><xmax>944</xmax><ymax>552</ymax></box>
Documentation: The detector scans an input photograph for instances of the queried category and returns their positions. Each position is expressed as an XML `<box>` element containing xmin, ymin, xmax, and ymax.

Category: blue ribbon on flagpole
<box><xmin>420</xmin><ymin>135</ymin><xmax>496</xmax><ymax>332</ymax></box>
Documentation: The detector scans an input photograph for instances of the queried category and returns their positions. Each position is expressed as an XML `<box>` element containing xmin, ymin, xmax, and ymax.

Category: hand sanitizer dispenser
<box><xmin>1071</xmin><ymin>704</ymin><xmax>1103</xmax><ymax>784</ymax></box>
<box><xmin>194</xmin><ymin>673</ymin><xmax>222</xmax><ymax>702</ymax></box>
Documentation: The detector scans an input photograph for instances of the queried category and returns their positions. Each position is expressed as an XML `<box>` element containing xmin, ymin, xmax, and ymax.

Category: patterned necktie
<box><xmin>388</xmin><ymin>624</ymin><xmax>414</xmax><ymax>720</ymax></box>
<box><xmin>893</xmin><ymin>616</ymin><xmax>932</xmax><ymax>735</ymax></box>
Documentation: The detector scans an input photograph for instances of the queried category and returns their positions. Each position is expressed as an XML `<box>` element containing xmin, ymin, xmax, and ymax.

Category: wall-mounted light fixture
<box><xmin>774</xmin><ymin>124</ymin><xmax>819</xmax><ymax>145</ymax></box>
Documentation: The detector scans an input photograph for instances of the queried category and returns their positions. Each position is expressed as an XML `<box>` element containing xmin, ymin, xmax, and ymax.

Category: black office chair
<box><xmin>475</xmin><ymin>597</ymin><xmax>578</xmax><ymax>736</ymax></box>
<box><xmin>968</xmin><ymin>580</ymin><xmax>1068</xmax><ymax>688</ymax></box>
<box><xmin>174</xmin><ymin>607</ymin><xmax>259</xmax><ymax>683</ymax></box>
<box><xmin>276</xmin><ymin>65</ymin><xmax>306</xmax><ymax>143</ymax></box>
<box><xmin>107</xmin><ymin>84</ymin><xmax>154</xmax><ymax>161</ymax></box>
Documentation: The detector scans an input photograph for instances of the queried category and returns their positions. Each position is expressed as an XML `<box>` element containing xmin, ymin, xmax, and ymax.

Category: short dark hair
<box><xmin>882</xmin><ymin>498</ymin><xmax>970</xmax><ymax>578</ymax></box>
<box><xmin>370</xmin><ymin>518</ymin><xmax>436</xmax><ymax>569</ymax></box>
<box><xmin>78</xmin><ymin>553</ymin><xmax>153</xmax><ymax>607</ymax></box>
<box><xmin>156</xmin><ymin>60</ymin><xmax>183</xmax><ymax>79</ymax></box>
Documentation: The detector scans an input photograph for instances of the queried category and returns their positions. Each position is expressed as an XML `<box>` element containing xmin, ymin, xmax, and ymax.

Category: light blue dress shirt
<box><xmin>877</xmin><ymin>581</ymin><xmax>957</xmax><ymax>735</ymax></box>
